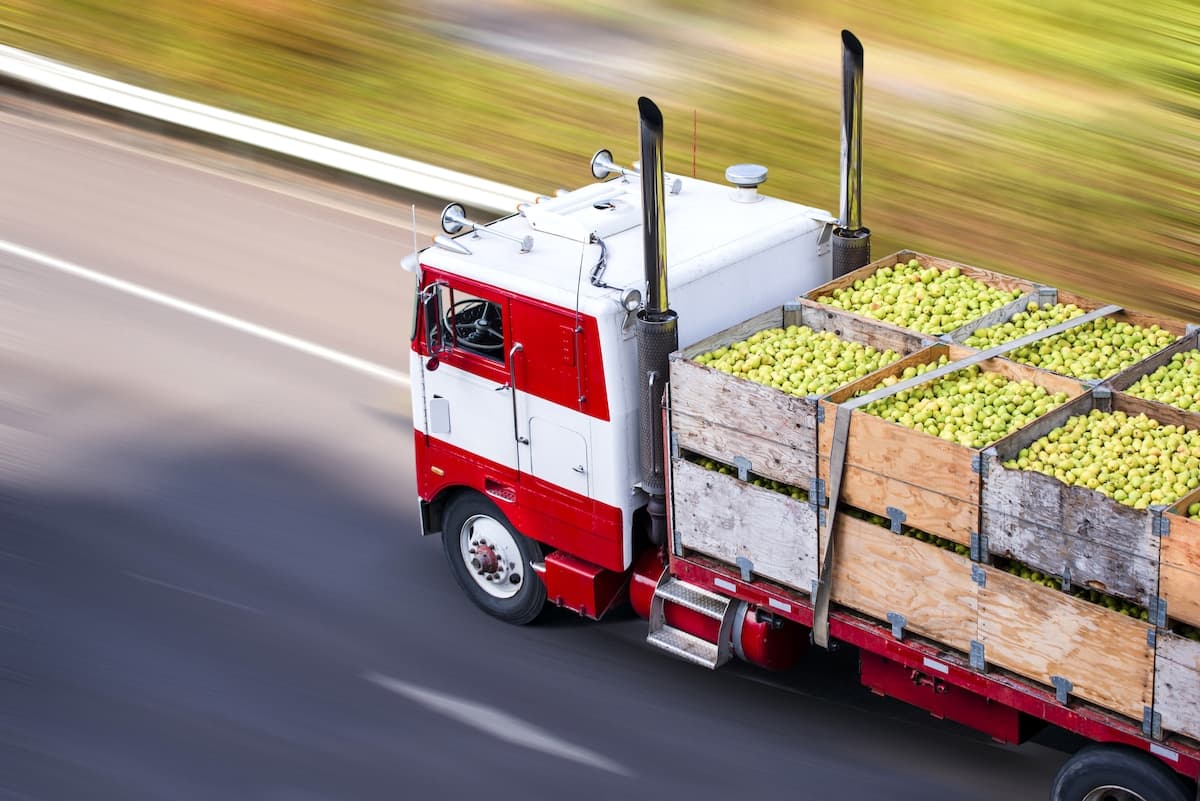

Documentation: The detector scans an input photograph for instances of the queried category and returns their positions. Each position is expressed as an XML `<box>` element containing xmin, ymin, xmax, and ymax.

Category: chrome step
<box><xmin>646</xmin><ymin>573</ymin><xmax>739</xmax><ymax>670</ymax></box>
<box><xmin>647</xmin><ymin>625</ymin><xmax>722</xmax><ymax>669</ymax></box>
<box><xmin>655</xmin><ymin>577</ymin><xmax>732</xmax><ymax>620</ymax></box>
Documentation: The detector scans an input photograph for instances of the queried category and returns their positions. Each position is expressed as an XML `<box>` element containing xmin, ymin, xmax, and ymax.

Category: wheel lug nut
<box><xmin>470</xmin><ymin>558</ymin><xmax>481</xmax><ymax>569</ymax></box>
<box><xmin>468</xmin><ymin>548</ymin><xmax>476</xmax><ymax>555</ymax></box>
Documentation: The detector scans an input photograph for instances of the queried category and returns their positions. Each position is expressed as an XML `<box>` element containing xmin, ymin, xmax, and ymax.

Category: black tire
<box><xmin>441</xmin><ymin>493</ymin><xmax>546</xmax><ymax>625</ymax></box>
<box><xmin>1051</xmin><ymin>743</ymin><xmax>1192</xmax><ymax>801</ymax></box>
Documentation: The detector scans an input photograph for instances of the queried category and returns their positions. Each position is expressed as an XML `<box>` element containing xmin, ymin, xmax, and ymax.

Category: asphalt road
<box><xmin>0</xmin><ymin>93</ymin><xmax>1072</xmax><ymax>800</ymax></box>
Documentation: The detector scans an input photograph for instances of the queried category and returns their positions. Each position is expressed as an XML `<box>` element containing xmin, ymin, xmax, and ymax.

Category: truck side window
<box><xmin>447</xmin><ymin>289</ymin><xmax>505</xmax><ymax>362</ymax></box>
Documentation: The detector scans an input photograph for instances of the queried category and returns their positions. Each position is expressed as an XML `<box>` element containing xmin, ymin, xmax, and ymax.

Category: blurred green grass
<box><xmin>2</xmin><ymin>0</ymin><xmax>1197</xmax><ymax>317</ymax></box>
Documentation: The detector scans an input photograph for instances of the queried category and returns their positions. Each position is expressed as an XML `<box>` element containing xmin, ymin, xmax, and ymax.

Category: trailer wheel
<box><xmin>441</xmin><ymin>493</ymin><xmax>546</xmax><ymax>625</ymax></box>
<box><xmin>1050</xmin><ymin>743</ymin><xmax>1191</xmax><ymax>801</ymax></box>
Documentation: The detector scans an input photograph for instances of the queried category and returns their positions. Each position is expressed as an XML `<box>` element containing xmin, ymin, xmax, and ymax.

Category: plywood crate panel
<box><xmin>671</xmin><ymin>457</ymin><xmax>819</xmax><ymax>594</ymax></box>
<box><xmin>1154</xmin><ymin>631</ymin><xmax>1200</xmax><ymax>742</ymax></box>
<box><xmin>983</xmin><ymin>391</ymin><xmax>1200</xmax><ymax>608</ymax></box>
<box><xmin>670</xmin><ymin>301</ymin><xmax>928</xmax><ymax>489</ymax></box>
<box><xmin>819</xmin><ymin>343</ymin><xmax>1087</xmax><ymax>546</ymax></box>
<box><xmin>805</xmin><ymin>250</ymin><xmax>1037</xmax><ymax>340</ymax></box>
<box><xmin>825</xmin><ymin>514</ymin><xmax>979</xmax><ymax>653</ymax></box>
<box><xmin>1163</xmin><ymin>491</ymin><xmax>1200</xmax><ymax>629</ymax></box>
<box><xmin>978</xmin><ymin>565</ymin><xmax>1154</xmax><ymax>721</ymax></box>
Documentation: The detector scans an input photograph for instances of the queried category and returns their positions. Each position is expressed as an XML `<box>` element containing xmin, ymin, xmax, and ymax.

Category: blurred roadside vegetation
<box><xmin>2</xmin><ymin>0</ymin><xmax>1198</xmax><ymax>317</ymax></box>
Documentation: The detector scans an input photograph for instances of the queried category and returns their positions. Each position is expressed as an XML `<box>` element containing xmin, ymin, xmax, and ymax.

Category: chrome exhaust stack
<box><xmin>832</xmin><ymin>29</ymin><xmax>871</xmax><ymax>277</ymax></box>
<box><xmin>635</xmin><ymin>96</ymin><xmax>678</xmax><ymax>547</ymax></box>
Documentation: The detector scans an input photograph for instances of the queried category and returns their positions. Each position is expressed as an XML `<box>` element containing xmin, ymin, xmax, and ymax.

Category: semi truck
<box><xmin>404</xmin><ymin>31</ymin><xmax>1200</xmax><ymax>801</ymax></box>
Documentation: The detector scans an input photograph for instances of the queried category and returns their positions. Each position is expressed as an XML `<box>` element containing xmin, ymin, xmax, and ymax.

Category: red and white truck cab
<box><xmin>410</xmin><ymin>144</ymin><xmax>834</xmax><ymax>620</ymax></box>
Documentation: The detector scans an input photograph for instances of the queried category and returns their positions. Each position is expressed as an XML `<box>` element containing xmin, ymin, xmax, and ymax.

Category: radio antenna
<box><xmin>411</xmin><ymin>204</ymin><xmax>418</xmax><ymax>260</ymax></box>
<box><xmin>692</xmin><ymin>109</ymin><xmax>697</xmax><ymax>178</ymax></box>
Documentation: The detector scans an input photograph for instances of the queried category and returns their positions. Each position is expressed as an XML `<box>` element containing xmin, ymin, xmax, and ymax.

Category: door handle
<box><xmin>508</xmin><ymin>343</ymin><xmax>525</xmax><ymax>444</ymax></box>
<box><xmin>572</xmin><ymin>465</ymin><xmax>586</xmax><ymax>474</ymax></box>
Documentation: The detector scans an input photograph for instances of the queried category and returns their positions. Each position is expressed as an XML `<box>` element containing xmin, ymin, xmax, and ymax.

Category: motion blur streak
<box><xmin>0</xmin><ymin>239</ymin><xmax>410</xmax><ymax>387</ymax></box>
<box><xmin>364</xmin><ymin>672</ymin><xmax>634</xmax><ymax>777</ymax></box>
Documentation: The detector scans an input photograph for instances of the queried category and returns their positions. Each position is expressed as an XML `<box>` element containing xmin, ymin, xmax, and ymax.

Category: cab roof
<box><xmin>418</xmin><ymin>171</ymin><xmax>832</xmax><ymax>317</ymax></box>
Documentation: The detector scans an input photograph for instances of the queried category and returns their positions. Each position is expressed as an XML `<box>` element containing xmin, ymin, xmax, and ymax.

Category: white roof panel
<box><xmin>419</xmin><ymin>173</ymin><xmax>833</xmax><ymax>316</ymax></box>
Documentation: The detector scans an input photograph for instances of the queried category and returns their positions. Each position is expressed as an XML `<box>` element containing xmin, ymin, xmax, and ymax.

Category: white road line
<box><xmin>363</xmin><ymin>672</ymin><xmax>633</xmax><ymax>777</ymax></box>
<box><xmin>0</xmin><ymin>239</ymin><xmax>410</xmax><ymax>387</ymax></box>
<box><xmin>123</xmin><ymin>571</ymin><xmax>261</xmax><ymax>614</ymax></box>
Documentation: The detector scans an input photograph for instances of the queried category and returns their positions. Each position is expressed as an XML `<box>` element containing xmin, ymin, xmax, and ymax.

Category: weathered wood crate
<box><xmin>805</xmin><ymin>250</ymin><xmax>1038</xmax><ymax>339</ymax></box>
<box><xmin>669</xmin><ymin>300</ymin><xmax>928</xmax><ymax>490</ymax></box>
<box><xmin>976</xmin><ymin>564</ymin><xmax>1155</xmax><ymax>721</ymax></box>
<box><xmin>825</xmin><ymin>513</ymin><xmax>979</xmax><ymax>653</ymax></box>
<box><xmin>1154</xmin><ymin>631</ymin><xmax>1200</xmax><ymax>742</ymax></box>
<box><xmin>818</xmin><ymin>343</ymin><xmax>1087</xmax><ymax>546</ymax></box>
<box><xmin>1161</xmin><ymin>491</ymin><xmax>1200</xmax><ymax>629</ymax></box>
<box><xmin>982</xmin><ymin>390</ymin><xmax>1200</xmax><ymax>609</ymax></box>
<box><xmin>671</xmin><ymin>458</ymin><xmax>819</xmax><ymax>593</ymax></box>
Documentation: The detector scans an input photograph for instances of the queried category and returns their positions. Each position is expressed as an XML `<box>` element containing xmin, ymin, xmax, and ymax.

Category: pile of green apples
<box><xmin>814</xmin><ymin>258</ymin><xmax>1023</xmax><ymax>335</ymax></box>
<box><xmin>688</xmin><ymin>455</ymin><xmax>809</xmax><ymax>502</ymax></box>
<box><xmin>970</xmin><ymin>312</ymin><xmax>1175</xmax><ymax>381</ymax></box>
<box><xmin>859</xmin><ymin>358</ymin><xmax>1071</xmax><ymax>448</ymax></box>
<box><xmin>963</xmin><ymin>301</ymin><xmax>1086</xmax><ymax>348</ymax></box>
<box><xmin>855</xmin><ymin>508</ymin><xmax>971</xmax><ymax>557</ymax></box>
<box><xmin>693</xmin><ymin>325</ymin><xmax>901</xmax><ymax>397</ymax></box>
<box><xmin>996</xmin><ymin>557</ymin><xmax>1149</xmax><ymax>618</ymax></box>
<box><xmin>1001</xmin><ymin>409</ymin><xmax>1200</xmax><ymax>509</ymax></box>
<box><xmin>1125</xmin><ymin>348</ymin><xmax>1200</xmax><ymax>412</ymax></box>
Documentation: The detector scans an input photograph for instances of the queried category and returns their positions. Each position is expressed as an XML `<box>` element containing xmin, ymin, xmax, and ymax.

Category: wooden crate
<box><xmin>1163</xmin><ymin>490</ymin><xmax>1200</xmax><ymax>629</ymax></box>
<box><xmin>1155</xmin><ymin>631</ymin><xmax>1200</xmax><ymax>743</ymax></box>
<box><xmin>818</xmin><ymin>343</ymin><xmax>1087</xmax><ymax>546</ymax></box>
<box><xmin>825</xmin><ymin>513</ymin><xmax>979</xmax><ymax>653</ymax></box>
<box><xmin>805</xmin><ymin>250</ymin><xmax>1037</xmax><ymax>340</ymax></box>
<box><xmin>982</xmin><ymin>391</ymin><xmax>1200</xmax><ymax>608</ymax></box>
<box><xmin>671</xmin><ymin>457</ymin><xmax>819</xmax><ymax>593</ymax></box>
<box><xmin>669</xmin><ymin>300</ymin><xmax>928</xmax><ymax>490</ymax></box>
<box><xmin>977</xmin><ymin>564</ymin><xmax>1155</xmax><ymax>721</ymax></box>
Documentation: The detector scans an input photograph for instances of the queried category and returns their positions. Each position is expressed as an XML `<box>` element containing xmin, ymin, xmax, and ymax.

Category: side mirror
<box><xmin>420</xmin><ymin>281</ymin><xmax>451</xmax><ymax>355</ymax></box>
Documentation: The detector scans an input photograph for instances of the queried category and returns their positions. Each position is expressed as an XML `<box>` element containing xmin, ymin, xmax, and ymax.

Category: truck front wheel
<box><xmin>441</xmin><ymin>493</ymin><xmax>546</xmax><ymax>625</ymax></box>
<box><xmin>1050</xmin><ymin>743</ymin><xmax>1192</xmax><ymax>801</ymax></box>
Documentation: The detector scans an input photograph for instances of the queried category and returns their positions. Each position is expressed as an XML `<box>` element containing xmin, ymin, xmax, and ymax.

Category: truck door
<box><xmin>417</xmin><ymin>277</ymin><xmax>520</xmax><ymax>483</ymax></box>
<box><xmin>509</xmin><ymin>300</ymin><xmax>592</xmax><ymax>500</ymax></box>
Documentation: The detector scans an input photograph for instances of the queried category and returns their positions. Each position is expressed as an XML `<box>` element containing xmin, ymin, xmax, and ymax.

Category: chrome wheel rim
<box><xmin>1082</xmin><ymin>786</ymin><xmax>1147</xmax><ymax>801</ymax></box>
<box><xmin>458</xmin><ymin>514</ymin><xmax>524</xmax><ymax>599</ymax></box>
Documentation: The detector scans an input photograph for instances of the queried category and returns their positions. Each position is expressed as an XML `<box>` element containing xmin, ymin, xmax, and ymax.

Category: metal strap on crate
<box><xmin>810</xmin><ymin>303</ymin><xmax>1121</xmax><ymax>648</ymax></box>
